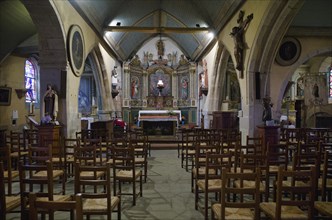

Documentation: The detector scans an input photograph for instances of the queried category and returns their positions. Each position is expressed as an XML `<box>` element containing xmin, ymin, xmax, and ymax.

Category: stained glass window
<box><xmin>329</xmin><ymin>67</ymin><xmax>332</xmax><ymax>97</ymax></box>
<box><xmin>25</xmin><ymin>59</ymin><xmax>36</xmax><ymax>102</ymax></box>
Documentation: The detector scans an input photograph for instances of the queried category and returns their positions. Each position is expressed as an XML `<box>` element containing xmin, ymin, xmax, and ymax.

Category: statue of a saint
<box><xmin>262</xmin><ymin>97</ymin><xmax>272</xmax><ymax>122</ymax></box>
<box><xmin>43</xmin><ymin>84</ymin><xmax>58</xmax><ymax>121</ymax></box>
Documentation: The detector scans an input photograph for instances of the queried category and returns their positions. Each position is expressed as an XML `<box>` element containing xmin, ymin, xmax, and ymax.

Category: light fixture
<box><xmin>157</xmin><ymin>79</ymin><xmax>164</xmax><ymax>96</ymax></box>
<box><xmin>15</xmin><ymin>89</ymin><xmax>28</xmax><ymax>99</ymax></box>
<box><xmin>201</xmin><ymin>88</ymin><xmax>208</xmax><ymax>96</ymax></box>
<box><xmin>112</xmin><ymin>90</ymin><xmax>119</xmax><ymax>99</ymax></box>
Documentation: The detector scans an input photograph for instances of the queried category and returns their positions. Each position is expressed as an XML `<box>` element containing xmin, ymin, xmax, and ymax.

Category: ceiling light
<box><xmin>207</xmin><ymin>31</ymin><xmax>214</xmax><ymax>39</ymax></box>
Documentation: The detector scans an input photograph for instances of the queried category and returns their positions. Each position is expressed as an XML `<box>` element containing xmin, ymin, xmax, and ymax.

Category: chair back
<box><xmin>29</xmin><ymin>192</ymin><xmax>83</xmax><ymax>220</ymax></box>
<box><xmin>0</xmin><ymin>145</ymin><xmax>15</xmax><ymax>195</ymax></box>
<box><xmin>19</xmin><ymin>161</ymin><xmax>56</xmax><ymax>218</ymax></box>
<box><xmin>74</xmin><ymin>162</ymin><xmax>113</xmax><ymax>218</ymax></box>
<box><xmin>0</xmin><ymin>162</ymin><xmax>6</xmax><ymax>215</ymax></box>
<box><xmin>220</xmin><ymin>167</ymin><xmax>261</xmax><ymax>219</ymax></box>
<box><xmin>275</xmin><ymin>166</ymin><xmax>316</xmax><ymax>219</ymax></box>
<box><xmin>321</xmin><ymin>150</ymin><xmax>332</xmax><ymax>201</ymax></box>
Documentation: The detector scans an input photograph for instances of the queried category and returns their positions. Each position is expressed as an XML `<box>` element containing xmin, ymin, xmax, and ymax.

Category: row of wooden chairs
<box><xmin>1</xmin><ymin>127</ymin><xmax>150</xmax><ymax>219</ymax></box>
<box><xmin>186</xmin><ymin>129</ymin><xmax>332</xmax><ymax>219</ymax></box>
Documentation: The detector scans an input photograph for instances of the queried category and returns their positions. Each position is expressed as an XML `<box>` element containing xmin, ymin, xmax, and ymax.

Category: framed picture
<box><xmin>68</xmin><ymin>25</ymin><xmax>85</xmax><ymax>77</ymax></box>
<box><xmin>276</xmin><ymin>37</ymin><xmax>301</xmax><ymax>66</ymax></box>
<box><xmin>0</xmin><ymin>87</ymin><xmax>12</xmax><ymax>106</ymax></box>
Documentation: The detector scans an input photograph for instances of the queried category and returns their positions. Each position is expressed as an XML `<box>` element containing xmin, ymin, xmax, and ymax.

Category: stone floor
<box><xmin>6</xmin><ymin>149</ymin><xmax>206</xmax><ymax>220</ymax></box>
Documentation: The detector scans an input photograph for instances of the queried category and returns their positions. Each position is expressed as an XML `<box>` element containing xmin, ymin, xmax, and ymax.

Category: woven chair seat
<box><xmin>235</xmin><ymin>167</ymin><xmax>254</xmax><ymax>173</ymax></box>
<box><xmin>66</xmin><ymin>155</ymin><xmax>75</xmax><ymax>162</ymax></box>
<box><xmin>315</xmin><ymin>201</ymin><xmax>332</xmax><ymax>217</ymax></box>
<box><xmin>234</xmin><ymin>180</ymin><xmax>266</xmax><ymax>192</ymax></box>
<box><xmin>192</xmin><ymin>168</ymin><xmax>216</xmax><ymax>177</ymax></box>
<box><xmin>212</xmin><ymin>204</ymin><xmax>255</xmax><ymax>220</ymax></box>
<box><xmin>182</xmin><ymin>149</ymin><xmax>195</xmax><ymax>155</ymax></box>
<box><xmin>281</xmin><ymin>180</ymin><xmax>309</xmax><ymax>187</ymax></box>
<box><xmin>10</xmin><ymin>152</ymin><xmax>19</xmax><ymax>157</ymax></box>
<box><xmin>107</xmin><ymin>159</ymin><xmax>122</xmax><ymax>164</ymax></box>
<box><xmin>36</xmin><ymin>195</ymin><xmax>72</xmax><ymax>202</ymax></box>
<box><xmin>5</xmin><ymin>195</ymin><xmax>21</xmax><ymax>211</ymax></box>
<box><xmin>33</xmin><ymin>170</ymin><xmax>64</xmax><ymax>179</ymax></box>
<box><xmin>83</xmin><ymin>196</ymin><xmax>120</xmax><ymax>212</ymax></box>
<box><xmin>4</xmin><ymin>170</ymin><xmax>19</xmax><ymax>179</ymax></box>
<box><xmin>269</xmin><ymin>165</ymin><xmax>280</xmax><ymax>173</ymax></box>
<box><xmin>259</xmin><ymin>202</ymin><xmax>308</xmax><ymax>220</ymax></box>
<box><xmin>21</xmin><ymin>151</ymin><xmax>29</xmax><ymax>156</ymax></box>
<box><xmin>116</xmin><ymin>170</ymin><xmax>142</xmax><ymax>179</ymax></box>
<box><xmin>51</xmin><ymin>157</ymin><xmax>64</xmax><ymax>163</ymax></box>
<box><xmin>135</xmin><ymin>157</ymin><xmax>145</xmax><ymax>163</ymax></box>
<box><xmin>318</xmin><ymin>178</ymin><xmax>332</xmax><ymax>189</ymax></box>
<box><xmin>197</xmin><ymin>179</ymin><xmax>222</xmax><ymax>191</ymax></box>
<box><xmin>80</xmin><ymin>171</ymin><xmax>105</xmax><ymax>179</ymax></box>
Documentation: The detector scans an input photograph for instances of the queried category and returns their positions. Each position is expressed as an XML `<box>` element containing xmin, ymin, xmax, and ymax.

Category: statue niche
<box><xmin>149</xmin><ymin>69</ymin><xmax>171</xmax><ymax>97</ymax></box>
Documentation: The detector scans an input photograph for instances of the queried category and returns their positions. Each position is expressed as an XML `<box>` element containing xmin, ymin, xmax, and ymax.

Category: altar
<box><xmin>138</xmin><ymin>110</ymin><xmax>181</xmax><ymax>136</ymax></box>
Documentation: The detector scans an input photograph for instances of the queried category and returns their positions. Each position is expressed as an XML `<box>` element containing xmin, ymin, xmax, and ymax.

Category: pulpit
<box><xmin>212</xmin><ymin>111</ymin><xmax>238</xmax><ymax>129</ymax></box>
<box><xmin>256</xmin><ymin>125</ymin><xmax>280</xmax><ymax>152</ymax></box>
<box><xmin>36</xmin><ymin>124</ymin><xmax>62</xmax><ymax>155</ymax></box>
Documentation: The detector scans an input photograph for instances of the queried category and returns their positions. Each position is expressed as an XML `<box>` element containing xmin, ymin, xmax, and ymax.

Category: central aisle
<box><xmin>122</xmin><ymin>149</ymin><xmax>204</xmax><ymax>220</ymax></box>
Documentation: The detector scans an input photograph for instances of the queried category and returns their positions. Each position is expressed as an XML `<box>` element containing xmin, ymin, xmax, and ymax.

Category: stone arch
<box><xmin>87</xmin><ymin>47</ymin><xmax>112</xmax><ymax>112</ymax></box>
<box><xmin>243</xmin><ymin>0</ymin><xmax>305</xmax><ymax>134</ymax></box>
<box><xmin>22</xmin><ymin>1</ymin><xmax>67</xmax><ymax>68</ymax></box>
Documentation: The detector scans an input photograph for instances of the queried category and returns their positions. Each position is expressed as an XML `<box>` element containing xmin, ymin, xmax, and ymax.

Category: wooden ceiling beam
<box><xmin>104</xmin><ymin>26</ymin><xmax>209</xmax><ymax>34</ymax></box>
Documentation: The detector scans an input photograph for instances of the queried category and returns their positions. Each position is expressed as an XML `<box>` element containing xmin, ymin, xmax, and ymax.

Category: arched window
<box><xmin>24</xmin><ymin>59</ymin><xmax>38</xmax><ymax>103</ymax></box>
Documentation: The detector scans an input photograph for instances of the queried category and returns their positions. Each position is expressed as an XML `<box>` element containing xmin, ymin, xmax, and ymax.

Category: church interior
<box><xmin>1</xmin><ymin>0</ymin><xmax>332</xmax><ymax>219</ymax></box>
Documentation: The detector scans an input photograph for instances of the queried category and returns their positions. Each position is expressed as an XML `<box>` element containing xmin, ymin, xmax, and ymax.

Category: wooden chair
<box><xmin>271</xmin><ymin>151</ymin><xmax>320</xmax><ymax>202</ymax></box>
<box><xmin>0</xmin><ymin>144</ymin><xmax>19</xmax><ymax>195</ymax></box>
<box><xmin>111</xmin><ymin>142</ymin><xmax>143</xmax><ymax>206</ymax></box>
<box><xmin>246</xmin><ymin>135</ymin><xmax>264</xmax><ymax>155</ymax></box>
<box><xmin>260</xmin><ymin>166</ymin><xmax>316</xmax><ymax>220</ymax></box>
<box><xmin>29</xmin><ymin>192</ymin><xmax>83</xmax><ymax>220</ymax></box>
<box><xmin>74</xmin><ymin>162</ymin><xmax>121</xmax><ymax>220</ymax></box>
<box><xmin>28</xmin><ymin>143</ymin><xmax>66</xmax><ymax>195</ymax></box>
<box><xmin>314</xmin><ymin>201</ymin><xmax>332</xmax><ymax>218</ymax></box>
<box><xmin>318</xmin><ymin>150</ymin><xmax>332</xmax><ymax>201</ymax></box>
<box><xmin>0</xmin><ymin>162</ymin><xmax>20</xmax><ymax>218</ymax></box>
<box><xmin>195</xmin><ymin>152</ymin><xmax>233</xmax><ymax>220</ymax></box>
<box><xmin>7</xmin><ymin>131</ymin><xmax>28</xmax><ymax>169</ymax></box>
<box><xmin>19</xmin><ymin>161</ymin><xmax>72</xmax><ymax>219</ymax></box>
<box><xmin>211</xmin><ymin>168</ymin><xmax>261</xmax><ymax>220</ymax></box>
<box><xmin>131</xmin><ymin>135</ymin><xmax>149</xmax><ymax>183</ymax></box>
<box><xmin>74</xmin><ymin>142</ymin><xmax>106</xmax><ymax>182</ymax></box>
<box><xmin>192</xmin><ymin>140</ymin><xmax>220</xmax><ymax>193</ymax></box>
<box><xmin>181</xmin><ymin>129</ymin><xmax>196</xmax><ymax>171</ymax></box>
<box><xmin>62</xmin><ymin>137</ymin><xmax>79</xmax><ymax>180</ymax></box>
<box><xmin>237</xmin><ymin>152</ymin><xmax>269</xmax><ymax>202</ymax></box>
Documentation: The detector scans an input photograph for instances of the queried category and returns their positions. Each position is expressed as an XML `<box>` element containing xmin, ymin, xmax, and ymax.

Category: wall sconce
<box><xmin>15</xmin><ymin>89</ymin><xmax>28</xmax><ymax>99</ymax></box>
<box><xmin>201</xmin><ymin>88</ymin><xmax>208</xmax><ymax>96</ymax></box>
<box><xmin>157</xmin><ymin>79</ymin><xmax>164</xmax><ymax>96</ymax></box>
<box><xmin>111</xmin><ymin>90</ymin><xmax>119</xmax><ymax>99</ymax></box>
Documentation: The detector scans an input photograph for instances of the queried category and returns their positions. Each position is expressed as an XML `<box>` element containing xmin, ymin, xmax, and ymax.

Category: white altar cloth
<box><xmin>138</xmin><ymin>110</ymin><xmax>181</xmax><ymax>127</ymax></box>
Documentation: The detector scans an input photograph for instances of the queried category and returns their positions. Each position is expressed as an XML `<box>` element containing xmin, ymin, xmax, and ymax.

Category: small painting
<box><xmin>0</xmin><ymin>87</ymin><xmax>12</xmax><ymax>106</ymax></box>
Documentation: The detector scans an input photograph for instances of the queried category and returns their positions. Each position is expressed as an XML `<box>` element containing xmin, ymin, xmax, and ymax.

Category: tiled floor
<box><xmin>6</xmin><ymin>150</ymin><xmax>205</xmax><ymax>220</ymax></box>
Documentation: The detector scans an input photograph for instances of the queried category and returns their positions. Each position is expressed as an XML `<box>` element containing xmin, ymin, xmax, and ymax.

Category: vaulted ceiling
<box><xmin>0</xmin><ymin>0</ymin><xmax>331</xmax><ymax>64</ymax></box>
<box><xmin>69</xmin><ymin>0</ymin><xmax>244</xmax><ymax>61</ymax></box>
